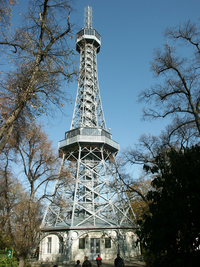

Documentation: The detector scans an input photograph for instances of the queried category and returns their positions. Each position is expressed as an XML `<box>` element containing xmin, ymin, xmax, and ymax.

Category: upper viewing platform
<box><xmin>76</xmin><ymin>28</ymin><xmax>101</xmax><ymax>53</ymax></box>
<box><xmin>76</xmin><ymin>6</ymin><xmax>101</xmax><ymax>53</ymax></box>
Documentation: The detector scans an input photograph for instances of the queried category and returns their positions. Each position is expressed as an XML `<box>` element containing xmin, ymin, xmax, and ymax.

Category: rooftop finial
<box><xmin>84</xmin><ymin>6</ymin><xmax>93</xmax><ymax>29</ymax></box>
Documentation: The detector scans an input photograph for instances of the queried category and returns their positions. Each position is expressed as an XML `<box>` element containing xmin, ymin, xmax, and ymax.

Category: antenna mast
<box><xmin>84</xmin><ymin>6</ymin><xmax>93</xmax><ymax>28</ymax></box>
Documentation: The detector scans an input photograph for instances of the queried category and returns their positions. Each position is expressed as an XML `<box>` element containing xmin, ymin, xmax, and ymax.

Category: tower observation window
<box><xmin>81</xmin><ymin>127</ymin><xmax>100</xmax><ymax>136</ymax></box>
<box><xmin>85</xmin><ymin>29</ymin><xmax>94</xmax><ymax>35</ymax></box>
<box><xmin>76</xmin><ymin>29</ymin><xmax>101</xmax><ymax>42</ymax></box>
<box><xmin>77</xmin><ymin>29</ymin><xmax>84</xmax><ymax>38</ymax></box>
<box><xmin>101</xmin><ymin>130</ymin><xmax>111</xmax><ymax>139</ymax></box>
<box><xmin>65</xmin><ymin>128</ymin><xmax>80</xmax><ymax>139</ymax></box>
<box><xmin>95</xmin><ymin>31</ymin><xmax>101</xmax><ymax>40</ymax></box>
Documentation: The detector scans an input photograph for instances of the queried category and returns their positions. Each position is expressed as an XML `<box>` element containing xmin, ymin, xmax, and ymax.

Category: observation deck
<box><xmin>58</xmin><ymin>127</ymin><xmax>119</xmax><ymax>157</ymax></box>
<box><xmin>76</xmin><ymin>28</ymin><xmax>101</xmax><ymax>53</ymax></box>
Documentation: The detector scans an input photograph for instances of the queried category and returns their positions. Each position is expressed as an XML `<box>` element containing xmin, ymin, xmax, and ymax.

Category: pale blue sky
<box><xmin>10</xmin><ymin>0</ymin><xmax>200</xmax><ymax>177</ymax></box>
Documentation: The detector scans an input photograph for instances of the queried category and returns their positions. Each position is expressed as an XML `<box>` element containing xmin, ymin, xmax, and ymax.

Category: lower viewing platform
<box><xmin>58</xmin><ymin>127</ymin><xmax>119</xmax><ymax>153</ymax></box>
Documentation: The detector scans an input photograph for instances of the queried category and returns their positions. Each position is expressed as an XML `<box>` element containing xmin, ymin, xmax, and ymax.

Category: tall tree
<box><xmin>120</xmin><ymin>133</ymin><xmax>172</xmax><ymax>178</ymax></box>
<box><xmin>128</xmin><ymin>176</ymin><xmax>152</xmax><ymax>223</ymax></box>
<box><xmin>0</xmin><ymin>150</ymin><xmax>16</xmax><ymax>250</ymax></box>
<box><xmin>138</xmin><ymin>145</ymin><xmax>200</xmax><ymax>267</ymax></box>
<box><xmin>0</xmin><ymin>123</ymin><xmax>71</xmax><ymax>267</ymax></box>
<box><xmin>0</xmin><ymin>0</ymin><xmax>77</xmax><ymax>153</ymax></box>
<box><xmin>139</xmin><ymin>20</ymin><xmax>200</xmax><ymax>140</ymax></box>
<box><xmin>0</xmin><ymin>167</ymin><xmax>43</xmax><ymax>267</ymax></box>
<box><xmin>115</xmin><ymin>158</ymin><xmax>152</xmax><ymax>225</ymax></box>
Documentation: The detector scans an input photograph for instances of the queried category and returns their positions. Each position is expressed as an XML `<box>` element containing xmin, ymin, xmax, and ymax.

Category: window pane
<box><xmin>79</xmin><ymin>238</ymin><xmax>85</xmax><ymax>249</ymax></box>
<box><xmin>47</xmin><ymin>237</ymin><xmax>52</xmax><ymax>253</ymax></box>
<box><xmin>59</xmin><ymin>242</ymin><xmax>63</xmax><ymax>254</ymax></box>
<box><xmin>96</xmin><ymin>239</ymin><xmax>100</xmax><ymax>253</ymax></box>
<box><xmin>132</xmin><ymin>235</ymin><xmax>136</xmax><ymax>248</ymax></box>
<box><xmin>105</xmin><ymin>238</ymin><xmax>111</xmax><ymax>248</ymax></box>
<box><xmin>90</xmin><ymin>238</ymin><xmax>94</xmax><ymax>253</ymax></box>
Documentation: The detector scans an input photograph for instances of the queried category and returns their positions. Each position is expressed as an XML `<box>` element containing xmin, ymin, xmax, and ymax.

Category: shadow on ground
<box><xmin>29</xmin><ymin>258</ymin><xmax>146</xmax><ymax>267</ymax></box>
<box><xmin>93</xmin><ymin>259</ymin><xmax>146</xmax><ymax>267</ymax></box>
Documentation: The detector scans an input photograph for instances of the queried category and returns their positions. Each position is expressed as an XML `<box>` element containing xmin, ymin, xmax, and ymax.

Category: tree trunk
<box><xmin>0</xmin><ymin>46</ymin><xmax>42</xmax><ymax>153</ymax></box>
<box><xmin>0</xmin><ymin>103</ymin><xmax>25</xmax><ymax>153</ymax></box>
<box><xmin>18</xmin><ymin>256</ymin><xmax>25</xmax><ymax>267</ymax></box>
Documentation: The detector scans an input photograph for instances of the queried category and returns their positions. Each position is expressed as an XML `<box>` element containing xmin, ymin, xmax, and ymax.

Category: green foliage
<box><xmin>138</xmin><ymin>145</ymin><xmax>200</xmax><ymax>267</ymax></box>
<box><xmin>0</xmin><ymin>231</ymin><xmax>12</xmax><ymax>249</ymax></box>
<box><xmin>0</xmin><ymin>250</ymin><xmax>18</xmax><ymax>267</ymax></box>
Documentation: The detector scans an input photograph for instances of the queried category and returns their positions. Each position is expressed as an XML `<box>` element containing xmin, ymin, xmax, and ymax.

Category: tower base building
<box><xmin>39</xmin><ymin>7</ymin><xmax>140</xmax><ymax>264</ymax></box>
<box><xmin>39</xmin><ymin>230</ymin><xmax>140</xmax><ymax>262</ymax></box>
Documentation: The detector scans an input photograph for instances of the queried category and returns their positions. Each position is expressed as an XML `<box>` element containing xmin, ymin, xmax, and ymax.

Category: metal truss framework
<box><xmin>71</xmin><ymin>21</ymin><xmax>106</xmax><ymax>130</ymax></box>
<box><xmin>40</xmin><ymin>6</ymin><xmax>137</xmax><ymax>261</ymax></box>
<box><xmin>41</xmin><ymin>142</ymin><xmax>135</xmax><ymax>230</ymax></box>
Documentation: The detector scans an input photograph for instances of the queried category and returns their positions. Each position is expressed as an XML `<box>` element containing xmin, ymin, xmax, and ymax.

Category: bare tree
<box><xmin>120</xmin><ymin>134</ymin><xmax>165</xmax><ymax>169</ymax></box>
<box><xmin>139</xmin><ymin>20</ymin><xmax>200</xmax><ymax>139</ymax></box>
<box><xmin>0</xmin><ymin>0</ymin><xmax>77</xmax><ymax>153</ymax></box>
<box><xmin>0</xmin><ymin>0</ymin><xmax>17</xmax><ymax>34</ymax></box>
<box><xmin>0</xmin><ymin>148</ymin><xmax>40</xmax><ymax>267</ymax></box>
<box><xmin>115</xmin><ymin>156</ymin><xmax>152</xmax><ymax>225</ymax></box>
<box><xmin>0</xmin><ymin>123</ymin><xmax>71</xmax><ymax>267</ymax></box>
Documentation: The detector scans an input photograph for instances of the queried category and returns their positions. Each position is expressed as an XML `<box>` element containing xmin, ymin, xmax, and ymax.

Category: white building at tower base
<box><xmin>39</xmin><ymin>229</ymin><xmax>140</xmax><ymax>263</ymax></box>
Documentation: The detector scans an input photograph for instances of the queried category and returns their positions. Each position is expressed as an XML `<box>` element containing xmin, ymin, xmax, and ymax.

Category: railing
<box><xmin>58</xmin><ymin>134</ymin><xmax>119</xmax><ymax>151</ymax></box>
<box><xmin>76</xmin><ymin>29</ymin><xmax>101</xmax><ymax>42</ymax></box>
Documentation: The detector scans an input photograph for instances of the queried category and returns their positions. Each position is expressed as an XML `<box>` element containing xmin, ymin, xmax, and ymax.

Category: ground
<box><xmin>29</xmin><ymin>258</ymin><xmax>146</xmax><ymax>267</ymax></box>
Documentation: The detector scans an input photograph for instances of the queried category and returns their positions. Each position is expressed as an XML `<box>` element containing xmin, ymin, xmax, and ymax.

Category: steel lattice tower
<box><xmin>40</xmin><ymin>6</ymin><xmax>138</xmax><ymax>262</ymax></box>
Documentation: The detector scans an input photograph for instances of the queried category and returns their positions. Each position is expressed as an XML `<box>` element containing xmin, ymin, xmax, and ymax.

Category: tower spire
<box><xmin>84</xmin><ymin>6</ymin><xmax>93</xmax><ymax>29</ymax></box>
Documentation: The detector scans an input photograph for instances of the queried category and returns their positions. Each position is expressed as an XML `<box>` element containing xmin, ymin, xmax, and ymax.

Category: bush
<box><xmin>0</xmin><ymin>250</ymin><xmax>18</xmax><ymax>267</ymax></box>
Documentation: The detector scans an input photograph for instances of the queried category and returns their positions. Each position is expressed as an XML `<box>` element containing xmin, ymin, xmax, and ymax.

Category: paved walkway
<box><xmin>92</xmin><ymin>259</ymin><xmax>146</xmax><ymax>267</ymax></box>
<box><xmin>30</xmin><ymin>258</ymin><xmax>146</xmax><ymax>267</ymax></box>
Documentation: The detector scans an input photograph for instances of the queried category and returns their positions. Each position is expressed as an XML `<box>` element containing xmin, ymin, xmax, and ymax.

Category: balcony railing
<box><xmin>76</xmin><ymin>29</ymin><xmax>101</xmax><ymax>41</ymax></box>
<box><xmin>58</xmin><ymin>127</ymin><xmax>119</xmax><ymax>151</ymax></box>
